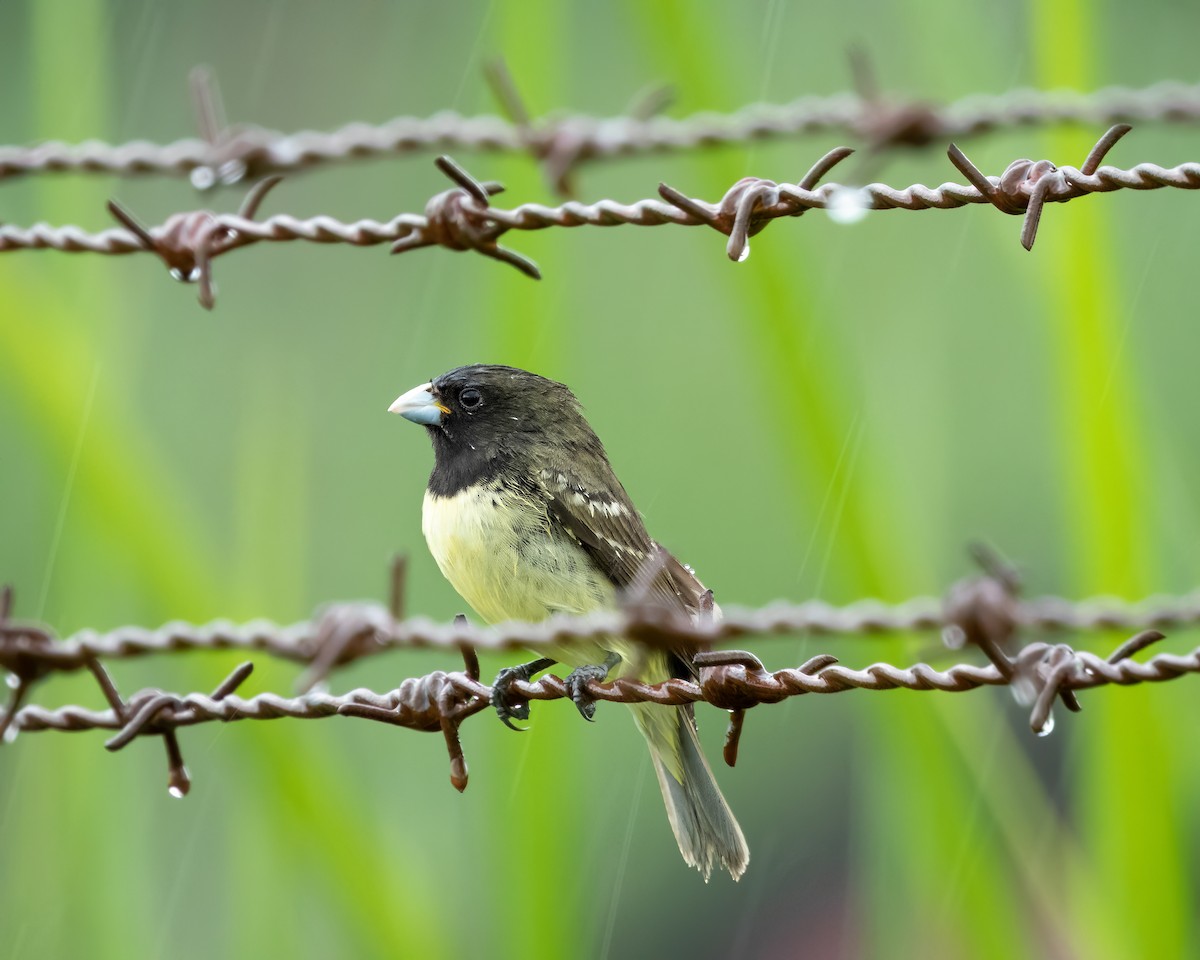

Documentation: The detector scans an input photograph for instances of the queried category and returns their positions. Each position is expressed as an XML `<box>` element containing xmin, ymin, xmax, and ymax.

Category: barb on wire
<box><xmin>338</xmin><ymin>615</ymin><xmax>481</xmax><ymax>791</ymax></box>
<box><xmin>6</xmin><ymin>541</ymin><xmax>1200</xmax><ymax>795</ymax></box>
<box><xmin>295</xmin><ymin>555</ymin><xmax>410</xmax><ymax>694</ymax></box>
<box><xmin>847</xmin><ymin>46</ymin><xmax>944</xmax><ymax>154</ymax></box>
<box><xmin>4</xmin><ymin>124</ymin><xmax>1199</xmax><ymax>303</ymax></box>
<box><xmin>657</xmin><ymin>146</ymin><xmax>855</xmax><ymax>261</ymax></box>
<box><xmin>5</xmin><ymin>572</ymin><xmax>1200</xmax><ymax>686</ymax></box>
<box><xmin>389</xmin><ymin>155</ymin><xmax>540</xmax><ymax>278</ymax></box>
<box><xmin>0</xmin><ymin>585</ymin><xmax>54</xmax><ymax>744</ymax></box>
<box><xmin>107</xmin><ymin>174</ymin><xmax>283</xmax><ymax>308</ymax></box>
<box><xmin>7</xmin><ymin>627</ymin><xmax>1197</xmax><ymax>794</ymax></box>
<box><xmin>483</xmin><ymin>57</ymin><xmax>676</xmax><ymax>197</ymax></box>
<box><xmin>3</xmin><ymin>72</ymin><xmax>1200</xmax><ymax>186</ymax></box>
<box><xmin>82</xmin><ymin>651</ymin><xmax>255</xmax><ymax>796</ymax></box>
<box><xmin>941</xmin><ymin>542</ymin><xmax>1022</xmax><ymax>655</ymax></box>
<box><xmin>948</xmin><ymin>123</ymin><xmax>1133</xmax><ymax>250</ymax></box>
<box><xmin>187</xmin><ymin>66</ymin><xmax>269</xmax><ymax>190</ymax></box>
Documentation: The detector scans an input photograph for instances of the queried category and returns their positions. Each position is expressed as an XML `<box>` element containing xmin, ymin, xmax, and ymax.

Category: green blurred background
<box><xmin>3</xmin><ymin>1</ymin><xmax>1199</xmax><ymax>957</ymax></box>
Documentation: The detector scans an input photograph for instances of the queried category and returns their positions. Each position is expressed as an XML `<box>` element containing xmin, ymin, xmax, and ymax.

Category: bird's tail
<box><xmin>629</xmin><ymin>701</ymin><xmax>749</xmax><ymax>881</ymax></box>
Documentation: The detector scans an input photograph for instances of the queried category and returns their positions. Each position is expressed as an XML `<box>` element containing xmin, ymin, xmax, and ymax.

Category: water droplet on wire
<box><xmin>3</xmin><ymin>724</ymin><xmax>18</xmax><ymax>744</ymax></box>
<box><xmin>168</xmin><ymin>765</ymin><xmax>191</xmax><ymax>798</ymax></box>
<box><xmin>942</xmin><ymin>625</ymin><xmax>966</xmax><ymax>650</ymax></box>
<box><xmin>190</xmin><ymin>166</ymin><xmax>217</xmax><ymax>191</ymax></box>
<box><xmin>736</xmin><ymin>242</ymin><xmax>750</xmax><ymax>262</ymax></box>
<box><xmin>826</xmin><ymin>187</ymin><xmax>869</xmax><ymax>225</ymax></box>
<box><xmin>1036</xmin><ymin>713</ymin><xmax>1055</xmax><ymax>737</ymax></box>
<box><xmin>218</xmin><ymin>159</ymin><xmax>247</xmax><ymax>186</ymax></box>
<box><xmin>1011</xmin><ymin>676</ymin><xmax>1036</xmax><ymax>707</ymax></box>
<box><xmin>4</xmin><ymin>673</ymin><xmax>18</xmax><ymax>690</ymax></box>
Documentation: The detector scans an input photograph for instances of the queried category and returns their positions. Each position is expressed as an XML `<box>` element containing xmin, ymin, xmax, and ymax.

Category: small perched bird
<box><xmin>389</xmin><ymin>364</ymin><xmax>748</xmax><ymax>880</ymax></box>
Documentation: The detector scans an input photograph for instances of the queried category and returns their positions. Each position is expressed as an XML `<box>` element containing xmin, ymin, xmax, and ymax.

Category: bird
<box><xmin>389</xmin><ymin>364</ymin><xmax>749</xmax><ymax>881</ymax></box>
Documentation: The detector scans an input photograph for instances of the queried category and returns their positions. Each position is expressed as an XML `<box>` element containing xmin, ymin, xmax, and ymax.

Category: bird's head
<box><xmin>389</xmin><ymin>364</ymin><xmax>599</xmax><ymax>479</ymax></box>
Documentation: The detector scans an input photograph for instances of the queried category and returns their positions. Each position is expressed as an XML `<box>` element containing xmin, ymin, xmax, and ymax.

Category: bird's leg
<box><xmin>491</xmin><ymin>657</ymin><xmax>557</xmax><ymax>730</ymax></box>
<box><xmin>564</xmin><ymin>651</ymin><xmax>622</xmax><ymax>722</ymax></box>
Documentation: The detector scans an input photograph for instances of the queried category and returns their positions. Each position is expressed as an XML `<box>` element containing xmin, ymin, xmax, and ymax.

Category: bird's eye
<box><xmin>460</xmin><ymin>387</ymin><xmax>483</xmax><ymax>410</ymax></box>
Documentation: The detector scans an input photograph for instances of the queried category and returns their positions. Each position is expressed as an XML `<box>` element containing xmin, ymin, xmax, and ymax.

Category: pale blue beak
<box><xmin>388</xmin><ymin>382</ymin><xmax>448</xmax><ymax>425</ymax></box>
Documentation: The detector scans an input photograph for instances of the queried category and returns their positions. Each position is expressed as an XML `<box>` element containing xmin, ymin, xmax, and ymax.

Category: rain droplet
<box><xmin>1036</xmin><ymin>713</ymin><xmax>1055</xmax><ymax>737</ymax></box>
<box><xmin>218</xmin><ymin>159</ymin><xmax>247</xmax><ymax>186</ymax></box>
<box><xmin>1010</xmin><ymin>677</ymin><xmax>1036</xmax><ymax>707</ymax></box>
<box><xmin>942</xmin><ymin>625</ymin><xmax>966</xmax><ymax>650</ymax></box>
<box><xmin>826</xmin><ymin>187</ymin><xmax>870</xmax><ymax>225</ymax></box>
<box><xmin>190</xmin><ymin>166</ymin><xmax>217</xmax><ymax>191</ymax></box>
<box><xmin>3</xmin><ymin>724</ymin><xmax>18</xmax><ymax>744</ymax></box>
<box><xmin>736</xmin><ymin>242</ymin><xmax>751</xmax><ymax>262</ymax></box>
<box><xmin>168</xmin><ymin>765</ymin><xmax>191</xmax><ymax>798</ymax></box>
<box><xmin>168</xmin><ymin>267</ymin><xmax>202</xmax><ymax>284</ymax></box>
<box><xmin>4</xmin><ymin>673</ymin><xmax>19</xmax><ymax>690</ymax></box>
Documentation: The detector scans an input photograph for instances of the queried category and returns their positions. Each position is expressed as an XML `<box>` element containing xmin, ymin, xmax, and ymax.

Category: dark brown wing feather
<box><xmin>531</xmin><ymin>464</ymin><xmax>711</xmax><ymax>678</ymax></box>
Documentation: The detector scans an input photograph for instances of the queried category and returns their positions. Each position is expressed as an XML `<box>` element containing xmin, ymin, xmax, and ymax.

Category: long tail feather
<box><xmin>632</xmin><ymin>703</ymin><xmax>749</xmax><ymax>881</ymax></box>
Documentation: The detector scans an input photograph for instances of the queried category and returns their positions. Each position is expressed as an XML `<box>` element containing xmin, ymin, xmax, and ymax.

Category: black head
<box><xmin>390</xmin><ymin>364</ymin><xmax>606</xmax><ymax>495</ymax></box>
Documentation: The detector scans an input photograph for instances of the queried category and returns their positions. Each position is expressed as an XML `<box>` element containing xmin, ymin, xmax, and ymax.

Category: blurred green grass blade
<box><xmin>229</xmin><ymin>373</ymin><xmax>310</xmax><ymax>619</ymax></box>
<box><xmin>0</xmin><ymin>271</ymin><xmax>222</xmax><ymax>624</ymax></box>
<box><xmin>1031</xmin><ymin>6</ymin><xmax>1193</xmax><ymax>954</ymax></box>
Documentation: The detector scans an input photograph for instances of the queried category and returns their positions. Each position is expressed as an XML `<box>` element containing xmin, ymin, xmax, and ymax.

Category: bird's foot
<box><xmin>491</xmin><ymin>657</ymin><xmax>556</xmax><ymax>731</ymax></box>
<box><xmin>564</xmin><ymin>653</ymin><xmax>621</xmax><ymax>722</ymax></box>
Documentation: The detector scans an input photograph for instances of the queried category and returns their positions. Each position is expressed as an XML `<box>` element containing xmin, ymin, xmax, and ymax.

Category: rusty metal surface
<box><xmin>2</xmin><ymin>125</ymin><xmax>1196</xmax><ymax>306</ymax></box>
<box><xmin>3</xmin><ymin>559</ymin><xmax>1200</xmax><ymax>794</ymax></box>
<box><xmin>6</xmin><ymin>589</ymin><xmax>1200</xmax><ymax>671</ymax></box>
<box><xmin>5</xmin><ymin>70</ymin><xmax>1199</xmax><ymax>305</ymax></box>
<box><xmin>5</xmin><ymin>630</ymin><xmax>1189</xmax><ymax>793</ymax></box>
<box><xmin>1</xmin><ymin>72</ymin><xmax>1198</xmax><ymax>185</ymax></box>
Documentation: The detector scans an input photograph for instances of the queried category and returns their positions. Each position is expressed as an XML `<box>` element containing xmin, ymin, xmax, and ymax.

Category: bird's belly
<box><xmin>422</xmin><ymin>485</ymin><xmax>617</xmax><ymax>632</ymax></box>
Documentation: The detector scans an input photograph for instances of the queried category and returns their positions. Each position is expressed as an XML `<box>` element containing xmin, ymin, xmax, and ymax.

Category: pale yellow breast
<box><xmin>421</xmin><ymin>484</ymin><xmax>617</xmax><ymax>630</ymax></box>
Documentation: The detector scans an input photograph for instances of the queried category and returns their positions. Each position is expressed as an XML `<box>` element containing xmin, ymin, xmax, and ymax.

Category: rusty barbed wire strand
<box><xmin>2</xmin><ymin>74</ymin><xmax>1200</xmax><ymax>187</ymax></box>
<box><xmin>6</xmin><ymin>552</ymin><xmax>1200</xmax><ymax>792</ymax></box>
<box><xmin>6</xmin><ymin>588</ymin><xmax>1200</xmax><ymax>676</ymax></box>
<box><xmin>11</xmin><ymin>640</ymin><xmax>1193</xmax><ymax>733</ymax></box>
<box><xmin>5</xmin><ymin>630</ymin><xmax>1193</xmax><ymax>792</ymax></box>
<box><xmin>2</xmin><ymin>125</ymin><xmax>1199</xmax><ymax>304</ymax></box>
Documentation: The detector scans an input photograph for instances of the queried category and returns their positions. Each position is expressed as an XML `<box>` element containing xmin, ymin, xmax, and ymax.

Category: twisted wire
<box><xmin>0</xmin><ymin>213</ymin><xmax>424</xmax><ymax>254</ymax></box>
<box><xmin>2</xmin><ymin>81</ymin><xmax>1199</xmax><ymax>183</ymax></box>
<box><xmin>7</xmin><ymin>588</ymin><xmax>1200</xmax><ymax>676</ymax></box>
<box><xmin>1</xmin><ymin>158</ymin><xmax>1195</xmax><ymax>256</ymax></box>
<box><xmin>11</xmin><ymin>639</ymin><xmax>1200</xmax><ymax>737</ymax></box>
<box><xmin>5</xmin><ymin>566</ymin><xmax>1198</xmax><ymax>791</ymax></box>
<box><xmin>0</xmin><ymin>158</ymin><xmax>1190</xmax><ymax>259</ymax></box>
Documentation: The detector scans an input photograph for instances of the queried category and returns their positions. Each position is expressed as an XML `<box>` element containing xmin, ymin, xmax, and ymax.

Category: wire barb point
<box><xmin>658</xmin><ymin>146</ymin><xmax>856</xmax><ymax>262</ymax></box>
<box><xmin>948</xmin><ymin>123</ymin><xmax>1137</xmax><ymax>250</ymax></box>
<box><xmin>390</xmin><ymin>155</ymin><xmax>541</xmax><ymax>280</ymax></box>
<box><xmin>105</xmin><ymin>175</ymin><xmax>283</xmax><ymax>309</ymax></box>
<box><xmin>6</xmin><ymin>560</ymin><xmax>1200</xmax><ymax>785</ymax></box>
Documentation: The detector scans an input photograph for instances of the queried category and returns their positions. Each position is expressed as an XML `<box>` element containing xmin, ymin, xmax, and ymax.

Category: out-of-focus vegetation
<box><xmin>3</xmin><ymin>2</ymin><xmax>1199</xmax><ymax>957</ymax></box>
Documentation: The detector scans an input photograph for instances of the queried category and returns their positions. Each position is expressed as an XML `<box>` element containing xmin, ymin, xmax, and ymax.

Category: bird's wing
<box><xmin>532</xmin><ymin>465</ymin><xmax>712</xmax><ymax>626</ymax></box>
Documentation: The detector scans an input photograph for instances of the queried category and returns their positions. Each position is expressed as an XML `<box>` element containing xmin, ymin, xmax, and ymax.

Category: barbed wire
<box><xmin>3</xmin><ymin>124</ymin><xmax>1199</xmax><ymax>306</ymax></box>
<box><xmin>4</xmin><ymin>550</ymin><xmax>1200</xmax><ymax>794</ymax></box>
<box><xmin>7</xmin><ymin>633</ymin><xmax>1192</xmax><ymax>794</ymax></box>
<box><xmin>1</xmin><ymin>65</ymin><xmax>1198</xmax><ymax>190</ymax></box>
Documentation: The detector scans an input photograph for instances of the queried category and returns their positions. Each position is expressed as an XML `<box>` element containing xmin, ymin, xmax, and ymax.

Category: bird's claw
<box><xmin>491</xmin><ymin>671</ymin><xmax>531</xmax><ymax>730</ymax></box>
<box><xmin>564</xmin><ymin>663</ymin><xmax>611</xmax><ymax>722</ymax></box>
<box><xmin>491</xmin><ymin>664</ymin><xmax>537</xmax><ymax>731</ymax></box>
